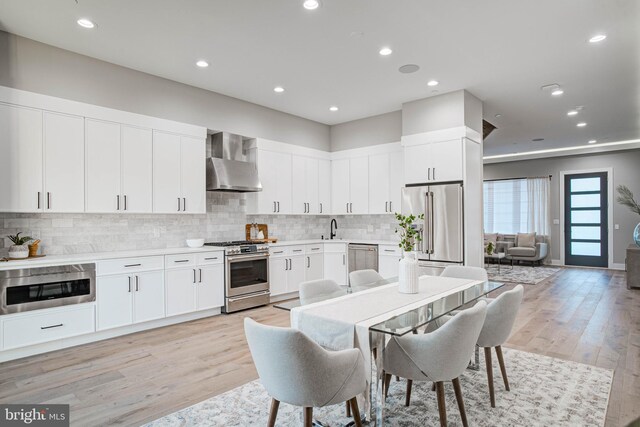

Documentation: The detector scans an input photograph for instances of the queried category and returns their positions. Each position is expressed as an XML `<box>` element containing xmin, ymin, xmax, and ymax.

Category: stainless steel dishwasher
<box><xmin>348</xmin><ymin>243</ymin><xmax>378</xmax><ymax>274</ymax></box>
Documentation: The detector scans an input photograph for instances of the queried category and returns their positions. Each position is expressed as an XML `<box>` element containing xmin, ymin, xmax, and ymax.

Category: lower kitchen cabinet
<box><xmin>378</xmin><ymin>245</ymin><xmax>402</xmax><ymax>279</ymax></box>
<box><xmin>196</xmin><ymin>264</ymin><xmax>225</xmax><ymax>310</ymax></box>
<box><xmin>324</xmin><ymin>252</ymin><xmax>348</xmax><ymax>286</ymax></box>
<box><xmin>97</xmin><ymin>270</ymin><xmax>165</xmax><ymax>331</ymax></box>
<box><xmin>305</xmin><ymin>253</ymin><xmax>323</xmax><ymax>282</ymax></box>
<box><xmin>269</xmin><ymin>253</ymin><xmax>306</xmax><ymax>296</ymax></box>
<box><xmin>166</xmin><ymin>268</ymin><xmax>198</xmax><ymax>316</ymax></box>
<box><xmin>287</xmin><ymin>255</ymin><xmax>306</xmax><ymax>293</ymax></box>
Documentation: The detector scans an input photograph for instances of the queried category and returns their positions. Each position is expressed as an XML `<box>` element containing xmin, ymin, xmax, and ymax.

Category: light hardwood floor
<box><xmin>0</xmin><ymin>267</ymin><xmax>637</xmax><ymax>426</ymax></box>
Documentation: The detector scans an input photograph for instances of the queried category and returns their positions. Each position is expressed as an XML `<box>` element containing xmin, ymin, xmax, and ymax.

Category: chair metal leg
<box><xmin>432</xmin><ymin>382</ymin><xmax>436</xmax><ymax>392</ymax></box>
<box><xmin>304</xmin><ymin>407</ymin><xmax>313</xmax><ymax>427</ymax></box>
<box><xmin>452</xmin><ymin>377</ymin><xmax>468</xmax><ymax>427</ymax></box>
<box><xmin>349</xmin><ymin>397</ymin><xmax>363</xmax><ymax>427</ymax></box>
<box><xmin>267</xmin><ymin>399</ymin><xmax>279</xmax><ymax>427</ymax></box>
<box><xmin>405</xmin><ymin>379</ymin><xmax>413</xmax><ymax>407</ymax></box>
<box><xmin>495</xmin><ymin>345</ymin><xmax>510</xmax><ymax>391</ymax></box>
<box><xmin>484</xmin><ymin>347</ymin><xmax>496</xmax><ymax>408</ymax></box>
<box><xmin>346</xmin><ymin>401</ymin><xmax>351</xmax><ymax>417</ymax></box>
<box><xmin>384</xmin><ymin>372</ymin><xmax>392</xmax><ymax>400</ymax></box>
<box><xmin>435</xmin><ymin>381</ymin><xmax>447</xmax><ymax>427</ymax></box>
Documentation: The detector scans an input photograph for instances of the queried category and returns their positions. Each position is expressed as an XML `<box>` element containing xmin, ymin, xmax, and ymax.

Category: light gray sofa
<box><xmin>489</xmin><ymin>233</ymin><xmax>549</xmax><ymax>266</ymax></box>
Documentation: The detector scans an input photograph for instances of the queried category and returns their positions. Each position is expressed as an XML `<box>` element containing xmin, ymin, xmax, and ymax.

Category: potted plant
<box><xmin>486</xmin><ymin>241</ymin><xmax>495</xmax><ymax>256</ymax></box>
<box><xmin>7</xmin><ymin>232</ymin><xmax>32</xmax><ymax>259</ymax></box>
<box><xmin>395</xmin><ymin>213</ymin><xmax>424</xmax><ymax>294</ymax></box>
<box><xmin>616</xmin><ymin>185</ymin><xmax>640</xmax><ymax>247</ymax></box>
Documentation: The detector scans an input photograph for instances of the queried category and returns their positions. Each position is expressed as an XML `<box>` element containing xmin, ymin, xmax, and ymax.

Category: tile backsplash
<box><xmin>1</xmin><ymin>193</ymin><xmax>398</xmax><ymax>256</ymax></box>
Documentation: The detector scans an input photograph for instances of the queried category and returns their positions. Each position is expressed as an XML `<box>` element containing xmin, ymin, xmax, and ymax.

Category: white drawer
<box><xmin>97</xmin><ymin>256</ymin><xmax>164</xmax><ymax>276</ymax></box>
<box><xmin>196</xmin><ymin>252</ymin><xmax>223</xmax><ymax>266</ymax></box>
<box><xmin>290</xmin><ymin>246</ymin><xmax>305</xmax><ymax>256</ymax></box>
<box><xmin>379</xmin><ymin>245</ymin><xmax>402</xmax><ymax>256</ymax></box>
<box><xmin>269</xmin><ymin>247</ymin><xmax>290</xmax><ymax>257</ymax></box>
<box><xmin>165</xmin><ymin>254</ymin><xmax>197</xmax><ymax>269</ymax></box>
<box><xmin>305</xmin><ymin>244</ymin><xmax>324</xmax><ymax>254</ymax></box>
<box><xmin>323</xmin><ymin>242</ymin><xmax>347</xmax><ymax>253</ymax></box>
<box><xmin>2</xmin><ymin>304</ymin><xmax>95</xmax><ymax>350</ymax></box>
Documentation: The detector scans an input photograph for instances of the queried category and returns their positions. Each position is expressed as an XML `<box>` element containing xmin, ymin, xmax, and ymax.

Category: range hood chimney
<box><xmin>206</xmin><ymin>132</ymin><xmax>262</xmax><ymax>192</ymax></box>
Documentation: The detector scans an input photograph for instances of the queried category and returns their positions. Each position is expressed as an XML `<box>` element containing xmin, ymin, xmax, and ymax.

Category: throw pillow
<box><xmin>484</xmin><ymin>233</ymin><xmax>498</xmax><ymax>245</ymax></box>
<box><xmin>517</xmin><ymin>232</ymin><xmax>536</xmax><ymax>248</ymax></box>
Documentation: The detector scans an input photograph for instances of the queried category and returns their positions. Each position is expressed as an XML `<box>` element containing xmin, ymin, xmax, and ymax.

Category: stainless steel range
<box><xmin>204</xmin><ymin>240</ymin><xmax>270</xmax><ymax>313</ymax></box>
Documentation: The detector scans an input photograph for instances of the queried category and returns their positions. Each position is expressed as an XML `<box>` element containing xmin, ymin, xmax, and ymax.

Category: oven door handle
<box><xmin>226</xmin><ymin>254</ymin><xmax>269</xmax><ymax>262</ymax></box>
<box><xmin>227</xmin><ymin>291</ymin><xmax>271</xmax><ymax>303</ymax></box>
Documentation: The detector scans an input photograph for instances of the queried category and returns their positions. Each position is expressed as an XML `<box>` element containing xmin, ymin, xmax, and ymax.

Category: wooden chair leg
<box><xmin>346</xmin><ymin>401</ymin><xmax>351</xmax><ymax>417</ymax></box>
<box><xmin>452</xmin><ymin>378</ymin><xmax>468</xmax><ymax>427</ymax></box>
<box><xmin>384</xmin><ymin>372</ymin><xmax>392</xmax><ymax>400</ymax></box>
<box><xmin>405</xmin><ymin>379</ymin><xmax>413</xmax><ymax>406</ymax></box>
<box><xmin>495</xmin><ymin>345</ymin><xmax>510</xmax><ymax>391</ymax></box>
<box><xmin>349</xmin><ymin>397</ymin><xmax>363</xmax><ymax>427</ymax></box>
<box><xmin>435</xmin><ymin>381</ymin><xmax>447</xmax><ymax>427</ymax></box>
<box><xmin>484</xmin><ymin>347</ymin><xmax>496</xmax><ymax>408</ymax></box>
<box><xmin>267</xmin><ymin>398</ymin><xmax>279</xmax><ymax>427</ymax></box>
<box><xmin>303</xmin><ymin>407</ymin><xmax>313</xmax><ymax>427</ymax></box>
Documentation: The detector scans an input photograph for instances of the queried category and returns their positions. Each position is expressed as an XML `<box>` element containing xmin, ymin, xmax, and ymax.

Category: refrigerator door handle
<box><xmin>429</xmin><ymin>191</ymin><xmax>435</xmax><ymax>254</ymax></box>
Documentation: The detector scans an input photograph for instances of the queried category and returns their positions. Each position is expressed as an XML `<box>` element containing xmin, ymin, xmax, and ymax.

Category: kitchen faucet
<box><xmin>330</xmin><ymin>218</ymin><xmax>338</xmax><ymax>240</ymax></box>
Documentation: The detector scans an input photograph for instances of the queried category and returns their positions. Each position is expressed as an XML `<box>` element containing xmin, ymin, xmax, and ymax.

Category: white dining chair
<box><xmin>244</xmin><ymin>318</ymin><xmax>366</xmax><ymax>427</ymax></box>
<box><xmin>349</xmin><ymin>269</ymin><xmax>384</xmax><ymax>286</ymax></box>
<box><xmin>382</xmin><ymin>300</ymin><xmax>488</xmax><ymax>427</ymax></box>
<box><xmin>440</xmin><ymin>265</ymin><xmax>488</xmax><ymax>282</ymax></box>
<box><xmin>298</xmin><ymin>279</ymin><xmax>342</xmax><ymax>306</ymax></box>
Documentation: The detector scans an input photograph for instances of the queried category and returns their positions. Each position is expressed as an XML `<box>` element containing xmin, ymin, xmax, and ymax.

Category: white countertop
<box><xmin>0</xmin><ymin>246</ymin><xmax>225</xmax><ymax>271</ymax></box>
<box><xmin>269</xmin><ymin>239</ymin><xmax>399</xmax><ymax>247</ymax></box>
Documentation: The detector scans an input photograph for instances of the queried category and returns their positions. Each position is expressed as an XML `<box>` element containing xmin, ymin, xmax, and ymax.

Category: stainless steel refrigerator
<box><xmin>401</xmin><ymin>182</ymin><xmax>464</xmax><ymax>274</ymax></box>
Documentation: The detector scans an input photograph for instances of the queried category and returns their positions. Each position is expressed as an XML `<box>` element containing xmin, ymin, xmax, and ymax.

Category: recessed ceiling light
<box><xmin>427</xmin><ymin>80</ymin><xmax>439</xmax><ymax>87</ymax></box>
<box><xmin>398</xmin><ymin>64</ymin><xmax>419</xmax><ymax>74</ymax></box>
<box><xmin>577</xmin><ymin>122</ymin><xmax>587</xmax><ymax>127</ymax></box>
<box><xmin>551</xmin><ymin>89</ymin><xmax>564</xmax><ymax>96</ymax></box>
<box><xmin>379</xmin><ymin>47</ymin><xmax>393</xmax><ymax>56</ymax></box>
<box><xmin>329</xmin><ymin>106</ymin><xmax>339</xmax><ymax>112</ymax></box>
<box><xmin>494</xmin><ymin>114</ymin><xmax>502</xmax><ymax>118</ymax></box>
<box><xmin>303</xmin><ymin>0</ymin><xmax>319</xmax><ymax>10</ymax></box>
<box><xmin>273</xmin><ymin>86</ymin><xmax>285</xmax><ymax>93</ymax></box>
<box><xmin>567</xmin><ymin>110</ymin><xmax>578</xmax><ymax>116</ymax></box>
<box><xmin>589</xmin><ymin>34</ymin><xmax>607</xmax><ymax>43</ymax></box>
<box><xmin>588</xmin><ymin>139</ymin><xmax>597</xmax><ymax>144</ymax></box>
<box><xmin>196</xmin><ymin>60</ymin><xmax>209</xmax><ymax>68</ymax></box>
<box><xmin>77</xmin><ymin>18</ymin><xmax>95</xmax><ymax>29</ymax></box>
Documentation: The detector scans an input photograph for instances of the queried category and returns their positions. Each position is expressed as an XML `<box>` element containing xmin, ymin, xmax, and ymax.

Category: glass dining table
<box><xmin>275</xmin><ymin>277</ymin><xmax>505</xmax><ymax>426</ymax></box>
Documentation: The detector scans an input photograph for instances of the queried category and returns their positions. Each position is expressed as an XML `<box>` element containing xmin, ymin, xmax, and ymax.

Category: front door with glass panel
<box><xmin>564</xmin><ymin>172</ymin><xmax>608</xmax><ymax>267</ymax></box>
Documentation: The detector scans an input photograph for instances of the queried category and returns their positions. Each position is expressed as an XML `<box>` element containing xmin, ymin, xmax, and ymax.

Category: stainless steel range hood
<box><xmin>206</xmin><ymin>132</ymin><xmax>262</xmax><ymax>192</ymax></box>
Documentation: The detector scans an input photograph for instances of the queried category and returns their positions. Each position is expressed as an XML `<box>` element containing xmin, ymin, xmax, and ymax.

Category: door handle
<box><xmin>307</xmin><ymin>256</ymin><xmax>310</xmax><ymax>268</ymax></box>
<box><xmin>346</xmin><ymin>203</ymin><xmax>349</xmax><ymax>213</ymax></box>
<box><xmin>433</xmin><ymin>168</ymin><xmax>436</xmax><ymax>181</ymax></box>
<box><xmin>428</xmin><ymin>167</ymin><xmax>431</xmax><ymax>181</ymax></box>
<box><xmin>125</xmin><ymin>263</ymin><xmax>141</xmax><ymax>267</ymax></box>
<box><xmin>128</xmin><ymin>276</ymin><xmax>132</xmax><ymax>292</ymax></box>
<box><xmin>389</xmin><ymin>201</ymin><xmax>392</xmax><ymax>212</ymax></box>
<box><xmin>385</xmin><ymin>201</ymin><xmax>388</xmax><ymax>212</ymax></box>
<box><xmin>47</xmin><ymin>192</ymin><xmax>51</xmax><ymax>210</ymax></box>
<box><xmin>199</xmin><ymin>268</ymin><xmax>202</xmax><ymax>283</ymax></box>
<box><xmin>193</xmin><ymin>269</ymin><xmax>197</xmax><ymax>283</ymax></box>
<box><xmin>350</xmin><ymin>203</ymin><xmax>353</xmax><ymax>213</ymax></box>
<box><xmin>285</xmin><ymin>258</ymin><xmax>289</xmax><ymax>270</ymax></box>
<box><xmin>124</xmin><ymin>195</ymin><xmax>127</xmax><ymax>211</ymax></box>
<box><xmin>135</xmin><ymin>275</ymin><xmax>139</xmax><ymax>291</ymax></box>
<box><xmin>277</xmin><ymin>201</ymin><xmax>280</xmax><ymax>212</ymax></box>
<box><xmin>343</xmin><ymin>254</ymin><xmax>346</xmax><ymax>265</ymax></box>
<box><xmin>117</xmin><ymin>195</ymin><xmax>120</xmax><ymax>211</ymax></box>
<box><xmin>183</xmin><ymin>198</ymin><xmax>186</xmax><ymax>211</ymax></box>
<box><xmin>273</xmin><ymin>201</ymin><xmax>276</xmax><ymax>212</ymax></box>
<box><xmin>177</xmin><ymin>197</ymin><xmax>181</xmax><ymax>212</ymax></box>
<box><xmin>41</xmin><ymin>324</ymin><xmax>63</xmax><ymax>330</ymax></box>
<box><xmin>37</xmin><ymin>192</ymin><xmax>41</xmax><ymax>209</ymax></box>
<box><xmin>320</xmin><ymin>203</ymin><xmax>323</xmax><ymax>213</ymax></box>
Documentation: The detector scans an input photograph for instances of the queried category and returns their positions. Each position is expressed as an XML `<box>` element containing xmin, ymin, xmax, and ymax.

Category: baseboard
<box><xmin>611</xmin><ymin>263</ymin><xmax>626</xmax><ymax>271</ymax></box>
<box><xmin>551</xmin><ymin>259</ymin><xmax>563</xmax><ymax>266</ymax></box>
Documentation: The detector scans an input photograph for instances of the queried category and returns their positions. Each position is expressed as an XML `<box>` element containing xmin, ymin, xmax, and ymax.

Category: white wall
<box><xmin>0</xmin><ymin>30</ymin><xmax>331</xmax><ymax>151</ymax></box>
<box><xmin>330</xmin><ymin>111</ymin><xmax>402</xmax><ymax>151</ymax></box>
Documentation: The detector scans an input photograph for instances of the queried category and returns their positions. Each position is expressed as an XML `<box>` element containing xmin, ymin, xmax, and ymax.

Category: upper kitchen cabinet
<box><xmin>152</xmin><ymin>131</ymin><xmax>206</xmax><ymax>214</ymax></box>
<box><xmin>86</xmin><ymin>120</ymin><xmax>153</xmax><ymax>213</ymax></box>
<box><xmin>43</xmin><ymin>112</ymin><xmax>85</xmax><ymax>212</ymax></box>
<box><xmin>292</xmin><ymin>155</ymin><xmax>319</xmax><ymax>214</ymax></box>
<box><xmin>318</xmin><ymin>159</ymin><xmax>331</xmax><ymax>215</ymax></box>
<box><xmin>0</xmin><ymin>104</ymin><xmax>43</xmax><ymax>212</ymax></box>
<box><xmin>247</xmin><ymin>148</ymin><xmax>292</xmax><ymax>214</ymax></box>
<box><xmin>368</xmin><ymin>150</ymin><xmax>403</xmax><ymax>214</ymax></box>
<box><xmin>404</xmin><ymin>138</ymin><xmax>463</xmax><ymax>185</ymax></box>
<box><xmin>331</xmin><ymin>156</ymin><xmax>369</xmax><ymax>214</ymax></box>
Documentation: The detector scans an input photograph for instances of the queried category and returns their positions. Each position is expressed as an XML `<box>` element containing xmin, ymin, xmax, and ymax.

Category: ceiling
<box><xmin>0</xmin><ymin>0</ymin><xmax>638</xmax><ymax>156</ymax></box>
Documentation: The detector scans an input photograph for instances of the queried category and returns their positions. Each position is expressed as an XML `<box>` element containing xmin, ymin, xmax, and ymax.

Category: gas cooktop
<box><xmin>204</xmin><ymin>240</ymin><xmax>269</xmax><ymax>255</ymax></box>
<box><xmin>204</xmin><ymin>240</ymin><xmax>256</xmax><ymax>247</ymax></box>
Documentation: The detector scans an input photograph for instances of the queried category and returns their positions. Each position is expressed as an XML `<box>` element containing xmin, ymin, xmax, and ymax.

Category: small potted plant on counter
<box><xmin>395</xmin><ymin>213</ymin><xmax>424</xmax><ymax>294</ymax></box>
<box><xmin>7</xmin><ymin>232</ymin><xmax>33</xmax><ymax>259</ymax></box>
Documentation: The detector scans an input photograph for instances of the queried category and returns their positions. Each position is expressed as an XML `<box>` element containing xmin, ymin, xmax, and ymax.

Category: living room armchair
<box><xmin>488</xmin><ymin>233</ymin><xmax>549</xmax><ymax>266</ymax></box>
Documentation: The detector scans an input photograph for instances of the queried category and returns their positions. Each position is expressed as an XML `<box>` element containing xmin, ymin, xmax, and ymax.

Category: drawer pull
<box><xmin>293</xmin><ymin>249</ymin><xmax>303</xmax><ymax>253</ymax></box>
<box><xmin>41</xmin><ymin>324</ymin><xmax>63</xmax><ymax>330</ymax></box>
<box><xmin>204</xmin><ymin>257</ymin><xmax>218</xmax><ymax>260</ymax></box>
<box><xmin>124</xmin><ymin>263</ymin><xmax>141</xmax><ymax>267</ymax></box>
<box><xmin>311</xmin><ymin>247</ymin><xmax>320</xmax><ymax>251</ymax></box>
<box><xmin>174</xmin><ymin>260</ymin><xmax>190</xmax><ymax>263</ymax></box>
<box><xmin>273</xmin><ymin>251</ymin><xmax>284</xmax><ymax>254</ymax></box>
<box><xmin>384</xmin><ymin>249</ymin><xmax>396</xmax><ymax>253</ymax></box>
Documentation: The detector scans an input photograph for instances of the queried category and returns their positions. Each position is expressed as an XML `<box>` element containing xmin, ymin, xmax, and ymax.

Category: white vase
<box><xmin>8</xmin><ymin>244</ymin><xmax>29</xmax><ymax>259</ymax></box>
<box><xmin>398</xmin><ymin>251</ymin><xmax>419</xmax><ymax>294</ymax></box>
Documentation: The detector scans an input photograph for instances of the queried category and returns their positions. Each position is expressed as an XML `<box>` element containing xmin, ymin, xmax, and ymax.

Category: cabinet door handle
<box><xmin>135</xmin><ymin>275</ymin><xmax>139</xmax><ymax>292</ymax></box>
<box><xmin>125</xmin><ymin>263</ymin><xmax>141</xmax><ymax>267</ymax></box>
<box><xmin>117</xmin><ymin>195</ymin><xmax>120</xmax><ymax>211</ymax></box>
<box><xmin>174</xmin><ymin>259</ymin><xmax>190</xmax><ymax>263</ymax></box>
<box><xmin>346</xmin><ymin>203</ymin><xmax>349</xmax><ymax>213</ymax></box>
<box><xmin>193</xmin><ymin>269</ymin><xmax>196</xmax><ymax>283</ymax></box>
<box><xmin>199</xmin><ymin>268</ymin><xmax>202</xmax><ymax>283</ymax></box>
<box><xmin>41</xmin><ymin>324</ymin><xmax>63</xmax><ymax>330</ymax></box>
<box><xmin>428</xmin><ymin>167</ymin><xmax>431</xmax><ymax>181</ymax></box>
<box><xmin>433</xmin><ymin>168</ymin><xmax>436</xmax><ymax>181</ymax></box>
<box><xmin>320</xmin><ymin>203</ymin><xmax>323</xmax><ymax>213</ymax></box>
<box><xmin>183</xmin><ymin>198</ymin><xmax>186</xmax><ymax>211</ymax></box>
<box><xmin>128</xmin><ymin>276</ymin><xmax>132</xmax><ymax>292</ymax></box>
<box><xmin>343</xmin><ymin>254</ymin><xmax>346</xmax><ymax>265</ymax></box>
<box><xmin>273</xmin><ymin>250</ymin><xmax>284</xmax><ymax>254</ymax></box>
<box><xmin>37</xmin><ymin>192</ymin><xmax>41</xmax><ymax>209</ymax></box>
<box><xmin>204</xmin><ymin>257</ymin><xmax>218</xmax><ymax>260</ymax></box>
<box><xmin>385</xmin><ymin>201</ymin><xmax>388</xmax><ymax>212</ymax></box>
<box><xmin>47</xmin><ymin>192</ymin><xmax>51</xmax><ymax>210</ymax></box>
<box><xmin>124</xmin><ymin>195</ymin><xmax>127</xmax><ymax>211</ymax></box>
<box><xmin>350</xmin><ymin>203</ymin><xmax>353</xmax><ymax>213</ymax></box>
<box><xmin>307</xmin><ymin>256</ymin><xmax>310</xmax><ymax>268</ymax></box>
<box><xmin>277</xmin><ymin>201</ymin><xmax>280</xmax><ymax>212</ymax></box>
<box><xmin>384</xmin><ymin>249</ymin><xmax>395</xmax><ymax>253</ymax></box>
<box><xmin>284</xmin><ymin>258</ymin><xmax>288</xmax><ymax>270</ymax></box>
<box><xmin>177</xmin><ymin>197</ymin><xmax>181</xmax><ymax>212</ymax></box>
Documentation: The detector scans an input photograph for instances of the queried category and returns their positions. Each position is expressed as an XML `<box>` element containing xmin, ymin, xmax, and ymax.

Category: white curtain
<box><xmin>526</xmin><ymin>177</ymin><xmax>551</xmax><ymax>236</ymax></box>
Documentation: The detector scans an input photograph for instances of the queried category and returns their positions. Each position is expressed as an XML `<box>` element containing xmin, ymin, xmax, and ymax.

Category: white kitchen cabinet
<box><xmin>318</xmin><ymin>159</ymin><xmax>331</xmax><ymax>215</ymax></box>
<box><xmin>292</xmin><ymin>156</ymin><xmax>319</xmax><ymax>214</ymax></box>
<box><xmin>153</xmin><ymin>131</ymin><xmax>205</xmax><ymax>214</ymax></box>
<box><xmin>288</xmin><ymin>255</ymin><xmax>306</xmax><ymax>293</ymax></box>
<box><xmin>86</xmin><ymin>119</ymin><xmax>121</xmax><ymax>212</ymax></box>
<box><xmin>196</xmin><ymin>264</ymin><xmax>224</xmax><ymax>310</ymax></box>
<box><xmin>404</xmin><ymin>139</ymin><xmax>462</xmax><ymax>185</ymax></box>
<box><xmin>369</xmin><ymin>151</ymin><xmax>403</xmax><ymax>214</ymax></box>
<box><xmin>378</xmin><ymin>245</ymin><xmax>402</xmax><ymax>279</ymax></box>
<box><xmin>305</xmin><ymin>253</ymin><xmax>324</xmax><ymax>282</ymax></box>
<box><xmin>269</xmin><ymin>256</ymin><xmax>288</xmax><ymax>296</ymax></box>
<box><xmin>331</xmin><ymin>156</ymin><xmax>369</xmax><ymax>214</ymax></box>
<box><xmin>269</xmin><ymin>247</ymin><xmax>306</xmax><ymax>296</ymax></box>
<box><xmin>250</xmin><ymin>149</ymin><xmax>292</xmax><ymax>214</ymax></box>
<box><xmin>0</xmin><ymin>104</ymin><xmax>43</xmax><ymax>213</ymax></box>
<box><xmin>43</xmin><ymin>112</ymin><xmax>85</xmax><ymax>212</ymax></box>
<box><xmin>121</xmin><ymin>125</ymin><xmax>153</xmax><ymax>213</ymax></box>
<box><xmin>323</xmin><ymin>243</ymin><xmax>348</xmax><ymax>286</ymax></box>
<box><xmin>97</xmin><ymin>271</ymin><xmax>165</xmax><ymax>330</ymax></box>
<box><xmin>165</xmin><ymin>268</ymin><xmax>198</xmax><ymax>316</ymax></box>
<box><xmin>331</xmin><ymin>159</ymin><xmax>350</xmax><ymax>214</ymax></box>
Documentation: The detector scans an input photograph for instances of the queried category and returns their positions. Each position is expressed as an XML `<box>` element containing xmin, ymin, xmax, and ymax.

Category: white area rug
<box><xmin>144</xmin><ymin>348</ymin><xmax>612</xmax><ymax>427</ymax></box>
<box><xmin>486</xmin><ymin>264</ymin><xmax>561</xmax><ymax>285</ymax></box>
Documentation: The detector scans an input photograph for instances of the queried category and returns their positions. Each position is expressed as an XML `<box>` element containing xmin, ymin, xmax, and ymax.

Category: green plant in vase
<box><xmin>394</xmin><ymin>213</ymin><xmax>425</xmax><ymax>253</ymax></box>
<box><xmin>6</xmin><ymin>232</ymin><xmax>32</xmax><ymax>259</ymax></box>
<box><xmin>485</xmin><ymin>241</ymin><xmax>495</xmax><ymax>256</ymax></box>
<box><xmin>616</xmin><ymin>185</ymin><xmax>640</xmax><ymax>247</ymax></box>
